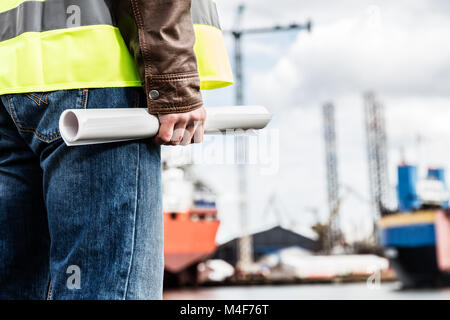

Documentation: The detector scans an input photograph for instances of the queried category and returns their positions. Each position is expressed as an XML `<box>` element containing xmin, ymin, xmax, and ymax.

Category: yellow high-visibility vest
<box><xmin>192</xmin><ymin>0</ymin><xmax>233</xmax><ymax>90</ymax></box>
<box><xmin>0</xmin><ymin>0</ymin><xmax>233</xmax><ymax>95</ymax></box>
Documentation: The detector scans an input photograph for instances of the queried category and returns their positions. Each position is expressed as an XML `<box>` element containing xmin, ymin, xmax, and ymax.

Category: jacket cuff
<box><xmin>144</xmin><ymin>72</ymin><xmax>203</xmax><ymax>115</ymax></box>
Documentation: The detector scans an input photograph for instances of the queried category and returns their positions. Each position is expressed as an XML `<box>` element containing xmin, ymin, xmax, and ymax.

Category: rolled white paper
<box><xmin>59</xmin><ymin>106</ymin><xmax>272</xmax><ymax>146</ymax></box>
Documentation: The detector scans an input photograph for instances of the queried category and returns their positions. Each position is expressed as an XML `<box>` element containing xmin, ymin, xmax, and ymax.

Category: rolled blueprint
<box><xmin>59</xmin><ymin>106</ymin><xmax>272</xmax><ymax>146</ymax></box>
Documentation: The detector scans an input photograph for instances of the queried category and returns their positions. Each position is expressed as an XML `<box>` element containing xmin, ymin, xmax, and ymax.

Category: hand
<box><xmin>154</xmin><ymin>107</ymin><xmax>206</xmax><ymax>146</ymax></box>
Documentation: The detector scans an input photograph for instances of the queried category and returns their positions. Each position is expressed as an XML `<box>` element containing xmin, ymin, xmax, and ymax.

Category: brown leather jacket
<box><xmin>113</xmin><ymin>0</ymin><xmax>203</xmax><ymax>115</ymax></box>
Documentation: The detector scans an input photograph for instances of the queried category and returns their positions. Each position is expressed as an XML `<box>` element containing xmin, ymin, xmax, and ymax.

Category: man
<box><xmin>0</xmin><ymin>0</ymin><xmax>230</xmax><ymax>299</ymax></box>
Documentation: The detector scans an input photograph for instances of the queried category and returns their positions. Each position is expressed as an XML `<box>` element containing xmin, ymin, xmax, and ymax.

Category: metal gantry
<box><xmin>227</xmin><ymin>4</ymin><xmax>312</xmax><ymax>271</ymax></box>
<box><xmin>364</xmin><ymin>93</ymin><xmax>390</xmax><ymax>240</ymax></box>
<box><xmin>322</xmin><ymin>102</ymin><xmax>340</xmax><ymax>252</ymax></box>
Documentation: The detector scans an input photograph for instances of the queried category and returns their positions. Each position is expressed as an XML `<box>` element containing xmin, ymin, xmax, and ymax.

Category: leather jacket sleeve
<box><xmin>114</xmin><ymin>0</ymin><xmax>203</xmax><ymax>114</ymax></box>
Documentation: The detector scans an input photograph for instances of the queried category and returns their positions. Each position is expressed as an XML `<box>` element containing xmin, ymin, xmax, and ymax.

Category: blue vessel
<box><xmin>379</xmin><ymin>165</ymin><xmax>450</xmax><ymax>287</ymax></box>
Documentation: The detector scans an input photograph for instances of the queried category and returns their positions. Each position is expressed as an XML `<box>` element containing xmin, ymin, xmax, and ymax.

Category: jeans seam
<box><xmin>25</xmin><ymin>93</ymin><xmax>40</xmax><ymax>106</ymax></box>
<box><xmin>123</xmin><ymin>143</ymin><xmax>140</xmax><ymax>299</ymax></box>
<box><xmin>25</xmin><ymin>93</ymin><xmax>50</xmax><ymax>107</ymax></box>
<box><xmin>6</xmin><ymin>95</ymin><xmax>61</xmax><ymax>142</ymax></box>
<box><xmin>81</xmin><ymin>89</ymin><xmax>89</xmax><ymax>109</ymax></box>
<box><xmin>46</xmin><ymin>279</ymin><xmax>53</xmax><ymax>300</ymax></box>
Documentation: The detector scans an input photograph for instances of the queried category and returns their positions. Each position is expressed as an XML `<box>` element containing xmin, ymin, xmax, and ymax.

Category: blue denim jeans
<box><xmin>0</xmin><ymin>87</ymin><xmax>163</xmax><ymax>300</ymax></box>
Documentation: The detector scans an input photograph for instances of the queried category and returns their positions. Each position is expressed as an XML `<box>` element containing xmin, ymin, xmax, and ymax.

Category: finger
<box><xmin>153</xmin><ymin>120</ymin><xmax>175</xmax><ymax>145</ymax></box>
<box><xmin>180</xmin><ymin>124</ymin><xmax>195</xmax><ymax>146</ymax></box>
<box><xmin>181</xmin><ymin>120</ymin><xmax>199</xmax><ymax>146</ymax></box>
<box><xmin>191</xmin><ymin>120</ymin><xmax>204</xmax><ymax>144</ymax></box>
<box><xmin>169</xmin><ymin>122</ymin><xmax>188</xmax><ymax>146</ymax></box>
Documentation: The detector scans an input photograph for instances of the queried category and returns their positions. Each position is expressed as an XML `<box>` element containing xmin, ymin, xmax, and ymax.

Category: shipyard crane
<box><xmin>227</xmin><ymin>4</ymin><xmax>312</xmax><ymax>272</ymax></box>
<box><xmin>322</xmin><ymin>102</ymin><xmax>340</xmax><ymax>252</ymax></box>
<box><xmin>364</xmin><ymin>92</ymin><xmax>392</xmax><ymax>242</ymax></box>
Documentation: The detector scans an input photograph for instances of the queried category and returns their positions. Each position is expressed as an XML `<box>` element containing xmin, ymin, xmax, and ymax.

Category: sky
<box><xmin>165</xmin><ymin>0</ymin><xmax>450</xmax><ymax>243</ymax></box>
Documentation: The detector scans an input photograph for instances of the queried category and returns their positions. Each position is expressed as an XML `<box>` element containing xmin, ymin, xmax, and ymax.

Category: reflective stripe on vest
<box><xmin>192</xmin><ymin>0</ymin><xmax>233</xmax><ymax>90</ymax></box>
<box><xmin>0</xmin><ymin>0</ymin><xmax>115</xmax><ymax>42</ymax></box>
<box><xmin>0</xmin><ymin>0</ymin><xmax>141</xmax><ymax>95</ymax></box>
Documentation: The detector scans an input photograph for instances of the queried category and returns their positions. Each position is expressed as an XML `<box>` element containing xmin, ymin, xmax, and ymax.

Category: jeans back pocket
<box><xmin>6</xmin><ymin>89</ymin><xmax>88</xmax><ymax>143</ymax></box>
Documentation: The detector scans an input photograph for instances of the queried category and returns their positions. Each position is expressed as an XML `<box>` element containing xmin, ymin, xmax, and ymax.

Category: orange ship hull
<box><xmin>164</xmin><ymin>209</ymin><xmax>220</xmax><ymax>273</ymax></box>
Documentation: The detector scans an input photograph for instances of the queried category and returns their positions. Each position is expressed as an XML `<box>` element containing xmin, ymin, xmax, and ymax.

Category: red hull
<box><xmin>164</xmin><ymin>209</ymin><xmax>220</xmax><ymax>273</ymax></box>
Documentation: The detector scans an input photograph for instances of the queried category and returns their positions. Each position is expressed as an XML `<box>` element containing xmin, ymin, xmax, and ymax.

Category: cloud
<box><xmin>243</xmin><ymin>0</ymin><xmax>450</xmax><ymax>110</ymax></box>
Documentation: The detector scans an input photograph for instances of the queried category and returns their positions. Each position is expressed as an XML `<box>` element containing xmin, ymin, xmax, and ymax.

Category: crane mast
<box><xmin>364</xmin><ymin>93</ymin><xmax>391</xmax><ymax>242</ymax></box>
<box><xmin>323</xmin><ymin>102</ymin><xmax>340</xmax><ymax>252</ymax></box>
<box><xmin>228</xmin><ymin>4</ymin><xmax>312</xmax><ymax>272</ymax></box>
